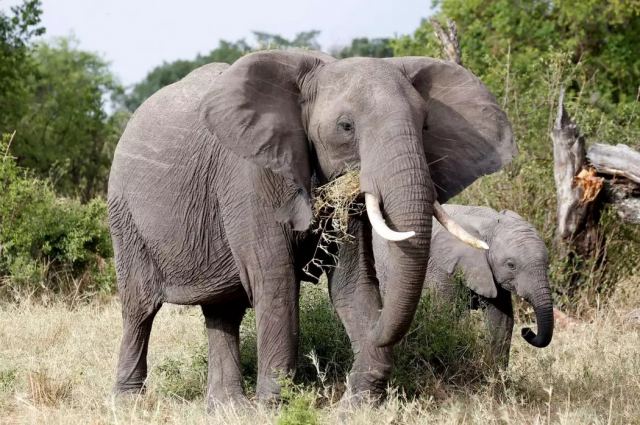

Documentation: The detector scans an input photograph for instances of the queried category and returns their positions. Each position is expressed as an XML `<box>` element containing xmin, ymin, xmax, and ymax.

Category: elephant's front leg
<box><xmin>328</xmin><ymin>218</ymin><xmax>392</xmax><ymax>404</ymax></box>
<box><xmin>483</xmin><ymin>286</ymin><xmax>514</xmax><ymax>368</ymax></box>
<box><xmin>253</xmin><ymin>263</ymin><xmax>300</xmax><ymax>402</ymax></box>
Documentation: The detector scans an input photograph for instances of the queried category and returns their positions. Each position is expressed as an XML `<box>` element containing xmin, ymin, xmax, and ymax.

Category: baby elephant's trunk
<box><xmin>519</xmin><ymin>273</ymin><xmax>554</xmax><ymax>348</ymax></box>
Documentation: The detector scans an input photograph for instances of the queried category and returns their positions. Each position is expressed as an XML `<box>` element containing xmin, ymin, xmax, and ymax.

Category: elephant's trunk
<box><xmin>518</xmin><ymin>272</ymin><xmax>554</xmax><ymax>348</ymax></box>
<box><xmin>360</xmin><ymin>135</ymin><xmax>433</xmax><ymax>347</ymax></box>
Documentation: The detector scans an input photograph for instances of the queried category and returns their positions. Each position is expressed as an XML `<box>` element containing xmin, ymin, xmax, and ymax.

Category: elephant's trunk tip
<box><xmin>521</xmin><ymin>326</ymin><xmax>552</xmax><ymax>348</ymax></box>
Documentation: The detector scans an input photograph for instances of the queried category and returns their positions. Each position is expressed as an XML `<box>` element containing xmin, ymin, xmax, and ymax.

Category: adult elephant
<box><xmin>374</xmin><ymin>205</ymin><xmax>554</xmax><ymax>369</ymax></box>
<box><xmin>107</xmin><ymin>50</ymin><xmax>515</xmax><ymax>407</ymax></box>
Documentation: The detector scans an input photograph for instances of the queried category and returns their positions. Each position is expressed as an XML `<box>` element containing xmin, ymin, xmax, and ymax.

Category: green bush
<box><xmin>154</xmin><ymin>353</ymin><xmax>207</xmax><ymax>400</ymax></box>
<box><xmin>0</xmin><ymin>133</ymin><xmax>115</xmax><ymax>300</ymax></box>
<box><xmin>276</xmin><ymin>378</ymin><xmax>320</xmax><ymax>425</ymax></box>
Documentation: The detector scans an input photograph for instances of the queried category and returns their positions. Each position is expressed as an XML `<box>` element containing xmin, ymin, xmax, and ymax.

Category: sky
<box><xmin>3</xmin><ymin>0</ymin><xmax>434</xmax><ymax>88</ymax></box>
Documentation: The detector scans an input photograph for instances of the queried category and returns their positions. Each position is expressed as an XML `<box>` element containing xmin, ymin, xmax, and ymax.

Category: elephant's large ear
<box><xmin>200</xmin><ymin>50</ymin><xmax>330</xmax><ymax>230</ymax></box>
<box><xmin>386</xmin><ymin>57</ymin><xmax>517</xmax><ymax>202</ymax></box>
<box><xmin>435</xmin><ymin>226</ymin><xmax>497</xmax><ymax>298</ymax></box>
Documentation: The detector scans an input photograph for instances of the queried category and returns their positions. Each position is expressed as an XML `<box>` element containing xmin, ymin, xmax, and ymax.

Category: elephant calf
<box><xmin>375</xmin><ymin>204</ymin><xmax>554</xmax><ymax>366</ymax></box>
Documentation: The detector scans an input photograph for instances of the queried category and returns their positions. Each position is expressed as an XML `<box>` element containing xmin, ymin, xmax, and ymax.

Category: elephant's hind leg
<box><xmin>115</xmin><ymin>304</ymin><xmax>160</xmax><ymax>393</ymax></box>
<box><xmin>201</xmin><ymin>303</ymin><xmax>248</xmax><ymax>410</ymax></box>
<box><xmin>110</xmin><ymin>211</ymin><xmax>163</xmax><ymax>394</ymax></box>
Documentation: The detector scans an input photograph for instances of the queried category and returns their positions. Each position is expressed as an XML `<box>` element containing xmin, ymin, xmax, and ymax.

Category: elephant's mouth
<box><xmin>499</xmin><ymin>280</ymin><xmax>516</xmax><ymax>292</ymax></box>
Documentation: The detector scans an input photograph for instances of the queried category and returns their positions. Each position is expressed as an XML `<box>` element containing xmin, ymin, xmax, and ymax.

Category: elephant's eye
<box><xmin>337</xmin><ymin>120</ymin><xmax>354</xmax><ymax>133</ymax></box>
<box><xmin>506</xmin><ymin>260</ymin><xmax>516</xmax><ymax>271</ymax></box>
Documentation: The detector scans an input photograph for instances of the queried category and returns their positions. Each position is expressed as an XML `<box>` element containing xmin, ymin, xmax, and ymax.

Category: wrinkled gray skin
<box><xmin>107</xmin><ymin>50</ymin><xmax>514</xmax><ymax>408</ymax></box>
<box><xmin>374</xmin><ymin>205</ymin><xmax>554</xmax><ymax>367</ymax></box>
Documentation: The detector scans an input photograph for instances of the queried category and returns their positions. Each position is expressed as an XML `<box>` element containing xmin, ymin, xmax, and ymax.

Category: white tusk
<box><xmin>365</xmin><ymin>193</ymin><xmax>416</xmax><ymax>241</ymax></box>
<box><xmin>433</xmin><ymin>202</ymin><xmax>489</xmax><ymax>250</ymax></box>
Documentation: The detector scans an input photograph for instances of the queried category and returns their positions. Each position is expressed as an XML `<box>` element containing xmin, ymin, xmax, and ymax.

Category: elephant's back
<box><xmin>108</xmin><ymin>62</ymin><xmax>229</xmax><ymax>196</ymax></box>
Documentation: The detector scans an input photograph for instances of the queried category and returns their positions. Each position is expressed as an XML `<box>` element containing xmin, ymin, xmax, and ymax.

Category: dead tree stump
<box><xmin>552</xmin><ymin>87</ymin><xmax>640</xmax><ymax>257</ymax></box>
<box><xmin>551</xmin><ymin>88</ymin><xmax>604</xmax><ymax>257</ymax></box>
<box><xmin>430</xmin><ymin>18</ymin><xmax>462</xmax><ymax>65</ymax></box>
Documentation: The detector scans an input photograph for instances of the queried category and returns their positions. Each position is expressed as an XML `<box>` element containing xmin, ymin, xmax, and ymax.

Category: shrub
<box><xmin>276</xmin><ymin>378</ymin><xmax>320</xmax><ymax>425</ymax></box>
<box><xmin>0</xmin><ymin>133</ymin><xmax>115</xmax><ymax>300</ymax></box>
<box><xmin>154</xmin><ymin>354</ymin><xmax>207</xmax><ymax>400</ymax></box>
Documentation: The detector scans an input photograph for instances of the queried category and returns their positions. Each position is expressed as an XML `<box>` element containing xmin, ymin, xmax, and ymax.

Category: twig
<box><xmin>3</xmin><ymin>130</ymin><xmax>16</xmax><ymax>160</ymax></box>
<box><xmin>503</xmin><ymin>41</ymin><xmax>511</xmax><ymax>109</ymax></box>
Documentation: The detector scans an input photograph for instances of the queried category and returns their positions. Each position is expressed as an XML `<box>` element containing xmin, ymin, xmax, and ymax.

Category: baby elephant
<box><xmin>375</xmin><ymin>204</ymin><xmax>554</xmax><ymax>366</ymax></box>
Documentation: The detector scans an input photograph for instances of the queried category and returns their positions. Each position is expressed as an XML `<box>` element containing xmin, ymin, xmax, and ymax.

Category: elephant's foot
<box><xmin>340</xmin><ymin>344</ymin><xmax>392</xmax><ymax>407</ymax></box>
<box><xmin>340</xmin><ymin>370</ymin><xmax>388</xmax><ymax>407</ymax></box>
<box><xmin>255</xmin><ymin>375</ymin><xmax>283</xmax><ymax>404</ymax></box>
<box><xmin>206</xmin><ymin>391</ymin><xmax>251</xmax><ymax>413</ymax></box>
<box><xmin>113</xmin><ymin>379</ymin><xmax>147</xmax><ymax>395</ymax></box>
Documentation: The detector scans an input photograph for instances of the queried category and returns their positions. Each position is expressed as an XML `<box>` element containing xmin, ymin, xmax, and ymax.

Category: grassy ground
<box><xmin>1</xmin><ymin>282</ymin><xmax>639</xmax><ymax>425</ymax></box>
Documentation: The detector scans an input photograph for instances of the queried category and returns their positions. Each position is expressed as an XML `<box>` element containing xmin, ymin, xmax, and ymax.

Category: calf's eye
<box><xmin>337</xmin><ymin>121</ymin><xmax>353</xmax><ymax>132</ymax></box>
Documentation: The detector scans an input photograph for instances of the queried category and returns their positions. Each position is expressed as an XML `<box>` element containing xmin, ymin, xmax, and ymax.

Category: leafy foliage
<box><xmin>276</xmin><ymin>378</ymin><xmax>320</xmax><ymax>425</ymax></box>
<box><xmin>0</xmin><ymin>0</ymin><xmax>45</xmax><ymax>134</ymax></box>
<box><xmin>253</xmin><ymin>30</ymin><xmax>321</xmax><ymax>50</ymax></box>
<box><xmin>334</xmin><ymin>37</ymin><xmax>394</xmax><ymax>58</ymax></box>
<box><xmin>11</xmin><ymin>37</ymin><xmax>126</xmax><ymax>200</ymax></box>
<box><xmin>0</xmin><ymin>133</ymin><xmax>115</xmax><ymax>300</ymax></box>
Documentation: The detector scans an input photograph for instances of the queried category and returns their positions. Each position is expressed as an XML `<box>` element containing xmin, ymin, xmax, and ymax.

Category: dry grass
<box><xmin>304</xmin><ymin>170</ymin><xmax>363</xmax><ymax>276</ymax></box>
<box><xmin>1</xmin><ymin>288</ymin><xmax>639</xmax><ymax>425</ymax></box>
<box><xmin>311</xmin><ymin>169</ymin><xmax>362</xmax><ymax>239</ymax></box>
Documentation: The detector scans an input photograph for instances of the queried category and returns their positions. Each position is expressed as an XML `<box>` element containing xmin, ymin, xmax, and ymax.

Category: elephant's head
<box><xmin>200</xmin><ymin>50</ymin><xmax>515</xmax><ymax>347</ymax></box>
<box><xmin>488</xmin><ymin>210</ymin><xmax>554</xmax><ymax>348</ymax></box>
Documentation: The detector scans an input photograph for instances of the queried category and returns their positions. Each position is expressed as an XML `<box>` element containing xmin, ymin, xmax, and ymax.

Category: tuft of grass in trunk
<box><xmin>311</xmin><ymin>170</ymin><xmax>362</xmax><ymax>240</ymax></box>
<box><xmin>304</xmin><ymin>170</ymin><xmax>363</xmax><ymax>277</ymax></box>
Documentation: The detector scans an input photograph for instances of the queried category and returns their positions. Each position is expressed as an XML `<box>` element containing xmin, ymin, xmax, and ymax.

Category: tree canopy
<box><xmin>13</xmin><ymin>38</ymin><xmax>125</xmax><ymax>200</ymax></box>
<box><xmin>334</xmin><ymin>37</ymin><xmax>394</xmax><ymax>58</ymax></box>
<box><xmin>0</xmin><ymin>0</ymin><xmax>44</xmax><ymax>133</ymax></box>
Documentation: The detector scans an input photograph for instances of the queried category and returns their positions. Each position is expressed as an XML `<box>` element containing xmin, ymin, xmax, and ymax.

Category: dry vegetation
<box><xmin>1</xmin><ymin>281</ymin><xmax>639</xmax><ymax>425</ymax></box>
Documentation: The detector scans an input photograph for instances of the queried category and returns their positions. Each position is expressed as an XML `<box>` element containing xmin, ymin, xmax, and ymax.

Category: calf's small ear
<box><xmin>455</xmin><ymin>249</ymin><xmax>497</xmax><ymax>299</ymax></box>
<box><xmin>436</xmin><ymin>227</ymin><xmax>497</xmax><ymax>298</ymax></box>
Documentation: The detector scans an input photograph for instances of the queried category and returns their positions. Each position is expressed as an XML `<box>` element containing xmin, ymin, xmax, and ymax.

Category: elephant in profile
<box><xmin>107</xmin><ymin>50</ymin><xmax>515</xmax><ymax>408</ymax></box>
<box><xmin>374</xmin><ymin>204</ymin><xmax>554</xmax><ymax>367</ymax></box>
